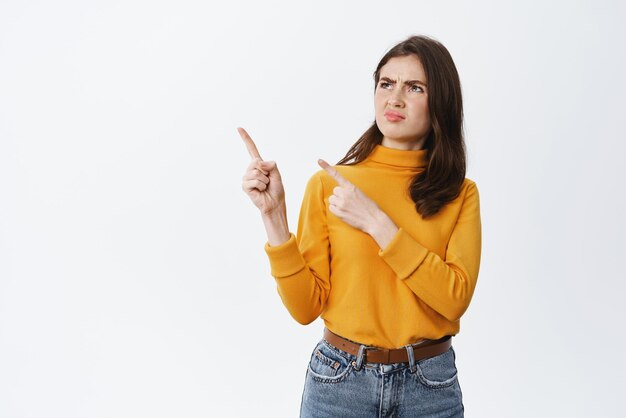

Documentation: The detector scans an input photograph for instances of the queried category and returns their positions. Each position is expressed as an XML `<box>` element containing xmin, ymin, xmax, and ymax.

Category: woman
<box><xmin>239</xmin><ymin>35</ymin><xmax>481</xmax><ymax>418</ymax></box>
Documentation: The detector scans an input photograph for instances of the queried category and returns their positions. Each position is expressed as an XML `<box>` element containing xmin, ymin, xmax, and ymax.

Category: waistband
<box><xmin>323</xmin><ymin>327</ymin><xmax>452</xmax><ymax>365</ymax></box>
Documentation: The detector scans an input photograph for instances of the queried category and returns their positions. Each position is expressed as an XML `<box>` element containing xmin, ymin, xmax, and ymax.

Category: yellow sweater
<box><xmin>264</xmin><ymin>144</ymin><xmax>482</xmax><ymax>349</ymax></box>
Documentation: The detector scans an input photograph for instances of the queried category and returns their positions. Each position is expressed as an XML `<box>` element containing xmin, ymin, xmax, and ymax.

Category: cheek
<box><xmin>412</xmin><ymin>100</ymin><xmax>430</xmax><ymax>122</ymax></box>
<box><xmin>374</xmin><ymin>93</ymin><xmax>386</xmax><ymax>112</ymax></box>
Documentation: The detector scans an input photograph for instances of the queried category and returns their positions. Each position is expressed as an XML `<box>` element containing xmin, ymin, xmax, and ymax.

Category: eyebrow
<box><xmin>379</xmin><ymin>76</ymin><xmax>427</xmax><ymax>87</ymax></box>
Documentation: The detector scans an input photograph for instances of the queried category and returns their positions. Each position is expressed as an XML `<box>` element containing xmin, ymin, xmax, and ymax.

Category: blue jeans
<box><xmin>300</xmin><ymin>336</ymin><xmax>464</xmax><ymax>418</ymax></box>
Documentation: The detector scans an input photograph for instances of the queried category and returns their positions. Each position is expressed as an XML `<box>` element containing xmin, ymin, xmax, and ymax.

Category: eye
<box><xmin>379</xmin><ymin>81</ymin><xmax>393</xmax><ymax>89</ymax></box>
<box><xmin>409</xmin><ymin>84</ymin><xmax>424</xmax><ymax>93</ymax></box>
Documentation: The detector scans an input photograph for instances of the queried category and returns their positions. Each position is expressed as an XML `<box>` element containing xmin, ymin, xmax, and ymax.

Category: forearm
<box><xmin>264</xmin><ymin>234</ymin><xmax>330</xmax><ymax>325</ymax></box>
<box><xmin>379</xmin><ymin>226</ymin><xmax>481</xmax><ymax>322</ymax></box>
<box><xmin>401</xmin><ymin>249</ymin><xmax>478</xmax><ymax>321</ymax></box>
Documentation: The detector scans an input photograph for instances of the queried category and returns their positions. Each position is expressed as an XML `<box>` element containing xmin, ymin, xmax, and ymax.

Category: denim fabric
<box><xmin>300</xmin><ymin>337</ymin><xmax>464</xmax><ymax>418</ymax></box>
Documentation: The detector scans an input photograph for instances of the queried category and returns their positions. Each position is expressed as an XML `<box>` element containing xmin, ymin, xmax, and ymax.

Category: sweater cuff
<box><xmin>378</xmin><ymin>228</ymin><xmax>429</xmax><ymax>279</ymax></box>
<box><xmin>264</xmin><ymin>233</ymin><xmax>307</xmax><ymax>278</ymax></box>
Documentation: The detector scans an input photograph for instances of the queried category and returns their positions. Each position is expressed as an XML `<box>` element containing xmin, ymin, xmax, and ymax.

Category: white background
<box><xmin>1</xmin><ymin>0</ymin><xmax>625</xmax><ymax>416</ymax></box>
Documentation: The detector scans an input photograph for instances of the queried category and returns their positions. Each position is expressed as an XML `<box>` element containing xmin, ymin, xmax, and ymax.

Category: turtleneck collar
<box><xmin>366</xmin><ymin>144</ymin><xmax>428</xmax><ymax>169</ymax></box>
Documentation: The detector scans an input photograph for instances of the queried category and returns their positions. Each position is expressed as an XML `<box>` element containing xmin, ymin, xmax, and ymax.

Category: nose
<box><xmin>388</xmin><ymin>89</ymin><xmax>405</xmax><ymax>108</ymax></box>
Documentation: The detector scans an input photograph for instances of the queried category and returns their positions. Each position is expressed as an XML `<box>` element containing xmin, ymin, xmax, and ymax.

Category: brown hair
<box><xmin>336</xmin><ymin>35</ymin><xmax>466</xmax><ymax>218</ymax></box>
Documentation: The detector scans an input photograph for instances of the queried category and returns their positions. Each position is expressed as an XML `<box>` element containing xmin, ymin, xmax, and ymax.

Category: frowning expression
<box><xmin>374</xmin><ymin>55</ymin><xmax>431</xmax><ymax>150</ymax></box>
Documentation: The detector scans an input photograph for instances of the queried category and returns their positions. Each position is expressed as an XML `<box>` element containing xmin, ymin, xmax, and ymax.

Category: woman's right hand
<box><xmin>238</xmin><ymin>127</ymin><xmax>286</xmax><ymax>215</ymax></box>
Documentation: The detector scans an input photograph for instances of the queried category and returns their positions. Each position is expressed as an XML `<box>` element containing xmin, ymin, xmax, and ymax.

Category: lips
<box><xmin>384</xmin><ymin>110</ymin><xmax>405</xmax><ymax>121</ymax></box>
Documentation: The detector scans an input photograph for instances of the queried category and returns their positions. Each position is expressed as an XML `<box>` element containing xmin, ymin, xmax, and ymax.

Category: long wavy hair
<box><xmin>337</xmin><ymin>35</ymin><xmax>466</xmax><ymax>219</ymax></box>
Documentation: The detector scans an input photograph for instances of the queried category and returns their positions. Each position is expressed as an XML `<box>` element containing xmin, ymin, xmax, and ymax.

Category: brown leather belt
<box><xmin>323</xmin><ymin>327</ymin><xmax>452</xmax><ymax>365</ymax></box>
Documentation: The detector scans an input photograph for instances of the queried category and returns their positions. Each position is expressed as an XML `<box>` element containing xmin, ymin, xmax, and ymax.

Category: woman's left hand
<box><xmin>318</xmin><ymin>159</ymin><xmax>398</xmax><ymax>249</ymax></box>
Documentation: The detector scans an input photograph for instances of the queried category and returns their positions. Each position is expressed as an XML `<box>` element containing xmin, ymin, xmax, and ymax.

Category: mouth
<box><xmin>384</xmin><ymin>110</ymin><xmax>405</xmax><ymax>122</ymax></box>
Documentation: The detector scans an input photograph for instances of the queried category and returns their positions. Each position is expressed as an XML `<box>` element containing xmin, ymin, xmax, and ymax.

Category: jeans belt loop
<box><xmin>405</xmin><ymin>344</ymin><xmax>417</xmax><ymax>373</ymax></box>
<box><xmin>354</xmin><ymin>344</ymin><xmax>367</xmax><ymax>371</ymax></box>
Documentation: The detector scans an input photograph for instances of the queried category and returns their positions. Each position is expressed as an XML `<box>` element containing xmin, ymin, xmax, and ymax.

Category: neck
<box><xmin>381</xmin><ymin>136</ymin><xmax>426</xmax><ymax>151</ymax></box>
<box><xmin>366</xmin><ymin>144</ymin><xmax>428</xmax><ymax>169</ymax></box>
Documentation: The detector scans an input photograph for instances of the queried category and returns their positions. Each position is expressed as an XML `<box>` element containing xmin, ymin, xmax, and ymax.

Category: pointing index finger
<box><xmin>318</xmin><ymin>159</ymin><xmax>351</xmax><ymax>187</ymax></box>
<box><xmin>237</xmin><ymin>127</ymin><xmax>263</xmax><ymax>161</ymax></box>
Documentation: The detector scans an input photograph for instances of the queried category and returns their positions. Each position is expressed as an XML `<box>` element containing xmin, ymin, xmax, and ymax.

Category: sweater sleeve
<box><xmin>264</xmin><ymin>172</ymin><xmax>331</xmax><ymax>325</ymax></box>
<box><xmin>378</xmin><ymin>181</ymin><xmax>482</xmax><ymax>322</ymax></box>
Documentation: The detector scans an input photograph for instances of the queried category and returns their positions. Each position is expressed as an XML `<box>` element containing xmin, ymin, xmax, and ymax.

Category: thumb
<box><xmin>259</xmin><ymin>160</ymin><xmax>277</xmax><ymax>171</ymax></box>
<box><xmin>260</xmin><ymin>160</ymin><xmax>281</xmax><ymax>180</ymax></box>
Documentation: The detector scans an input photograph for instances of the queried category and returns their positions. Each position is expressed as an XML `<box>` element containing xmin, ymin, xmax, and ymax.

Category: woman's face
<box><xmin>374</xmin><ymin>55</ymin><xmax>431</xmax><ymax>150</ymax></box>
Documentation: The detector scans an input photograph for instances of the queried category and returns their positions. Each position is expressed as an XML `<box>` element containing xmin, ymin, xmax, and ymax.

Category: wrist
<box><xmin>261</xmin><ymin>207</ymin><xmax>290</xmax><ymax>246</ymax></box>
<box><xmin>261</xmin><ymin>205</ymin><xmax>287</xmax><ymax>222</ymax></box>
<box><xmin>369</xmin><ymin>211</ymin><xmax>398</xmax><ymax>249</ymax></box>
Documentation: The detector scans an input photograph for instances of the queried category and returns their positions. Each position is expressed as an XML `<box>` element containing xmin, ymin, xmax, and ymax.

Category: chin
<box><xmin>381</xmin><ymin>130</ymin><xmax>419</xmax><ymax>142</ymax></box>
